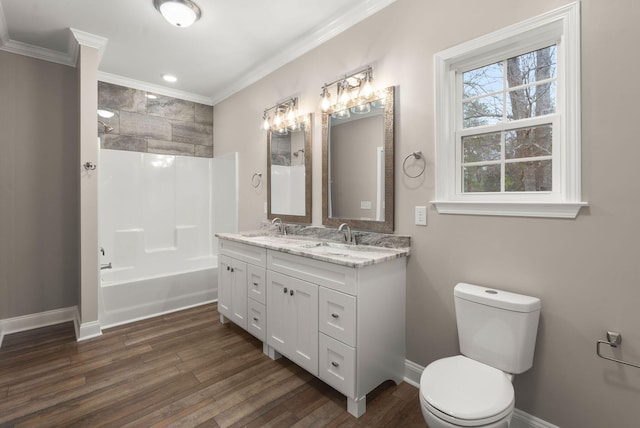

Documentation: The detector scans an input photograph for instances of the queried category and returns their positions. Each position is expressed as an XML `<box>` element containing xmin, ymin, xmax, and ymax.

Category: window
<box><xmin>433</xmin><ymin>2</ymin><xmax>586</xmax><ymax>218</ymax></box>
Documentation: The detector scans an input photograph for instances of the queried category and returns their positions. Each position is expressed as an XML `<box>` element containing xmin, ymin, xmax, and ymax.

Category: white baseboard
<box><xmin>404</xmin><ymin>359</ymin><xmax>558</xmax><ymax>428</ymax></box>
<box><xmin>0</xmin><ymin>306</ymin><xmax>77</xmax><ymax>349</ymax></box>
<box><xmin>74</xmin><ymin>307</ymin><xmax>103</xmax><ymax>342</ymax></box>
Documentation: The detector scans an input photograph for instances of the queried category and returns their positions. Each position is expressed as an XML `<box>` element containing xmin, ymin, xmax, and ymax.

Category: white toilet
<box><xmin>420</xmin><ymin>283</ymin><xmax>541</xmax><ymax>428</ymax></box>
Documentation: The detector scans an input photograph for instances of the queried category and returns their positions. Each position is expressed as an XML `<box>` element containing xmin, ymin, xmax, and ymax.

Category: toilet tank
<box><xmin>454</xmin><ymin>283</ymin><xmax>541</xmax><ymax>374</ymax></box>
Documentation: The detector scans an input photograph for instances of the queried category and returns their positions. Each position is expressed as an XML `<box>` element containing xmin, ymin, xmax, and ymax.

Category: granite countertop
<box><xmin>216</xmin><ymin>230</ymin><xmax>410</xmax><ymax>268</ymax></box>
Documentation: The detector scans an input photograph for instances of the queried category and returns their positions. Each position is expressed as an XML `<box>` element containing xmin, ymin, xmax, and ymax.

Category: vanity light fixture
<box><xmin>154</xmin><ymin>0</ymin><xmax>202</xmax><ymax>28</ymax></box>
<box><xmin>261</xmin><ymin>97</ymin><xmax>306</xmax><ymax>135</ymax></box>
<box><xmin>319</xmin><ymin>66</ymin><xmax>376</xmax><ymax>117</ymax></box>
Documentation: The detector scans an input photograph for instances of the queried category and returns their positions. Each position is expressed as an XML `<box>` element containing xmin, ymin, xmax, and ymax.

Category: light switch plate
<box><xmin>360</xmin><ymin>200</ymin><xmax>372</xmax><ymax>209</ymax></box>
<box><xmin>415</xmin><ymin>206</ymin><xmax>427</xmax><ymax>226</ymax></box>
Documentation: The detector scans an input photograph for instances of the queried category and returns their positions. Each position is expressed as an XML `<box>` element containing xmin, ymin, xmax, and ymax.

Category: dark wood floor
<box><xmin>0</xmin><ymin>303</ymin><xmax>426</xmax><ymax>427</ymax></box>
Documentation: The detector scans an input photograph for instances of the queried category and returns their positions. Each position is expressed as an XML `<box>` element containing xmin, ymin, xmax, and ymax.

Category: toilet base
<box><xmin>421</xmin><ymin>405</ymin><xmax>512</xmax><ymax>428</ymax></box>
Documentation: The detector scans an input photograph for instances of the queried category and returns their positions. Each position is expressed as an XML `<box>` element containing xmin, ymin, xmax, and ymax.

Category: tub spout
<box><xmin>101</xmin><ymin>262</ymin><xmax>112</xmax><ymax>270</ymax></box>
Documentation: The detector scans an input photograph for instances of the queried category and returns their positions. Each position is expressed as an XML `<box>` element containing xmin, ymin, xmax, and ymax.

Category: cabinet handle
<box><xmin>253</xmin><ymin>317</ymin><xmax>259</xmax><ymax>321</ymax></box>
<box><xmin>290</xmin><ymin>289</ymin><xmax>294</xmax><ymax>296</ymax></box>
<box><xmin>331</xmin><ymin>361</ymin><xmax>340</xmax><ymax>367</ymax></box>
<box><xmin>226</xmin><ymin>266</ymin><xmax>230</xmax><ymax>271</ymax></box>
<box><xmin>253</xmin><ymin>282</ymin><xmax>258</xmax><ymax>286</ymax></box>
<box><xmin>283</xmin><ymin>287</ymin><xmax>288</xmax><ymax>294</ymax></box>
<box><xmin>331</xmin><ymin>313</ymin><xmax>339</xmax><ymax>319</ymax></box>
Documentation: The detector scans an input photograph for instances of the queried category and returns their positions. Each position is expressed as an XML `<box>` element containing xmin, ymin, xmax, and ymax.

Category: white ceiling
<box><xmin>0</xmin><ymin>0</ymin><xmax>395</xmax><ymax>105</ymax></box>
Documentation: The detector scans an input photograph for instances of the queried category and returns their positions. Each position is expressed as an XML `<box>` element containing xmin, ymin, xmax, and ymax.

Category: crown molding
<box><xmin>0</xmin><ymin>38</ymin><xmax>76</xmax><ymax>66</ymax></box>
<box><xmin>97</xmin><ymin>71</ymin><xmax>213</xmax><ymax>105</ymax></box>
<box><xmin>70</xmin><ymin>27</ymin><xmax>108</xmax><ymax>63</ymax></box>
<box><xmin>211</xmin><ymin>0</ymin><xmax>397</xmax><ymax>104</ymax></box>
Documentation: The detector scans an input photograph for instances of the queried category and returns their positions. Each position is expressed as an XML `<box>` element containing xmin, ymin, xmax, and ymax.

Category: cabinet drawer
<box><xmin>247</xmin><ymin>264</ymin><xmax>266</xmax><ymax>304</ymax></box>
<box><xmin>247</xmin><ymin>299</ymin><xmax>266</xmax><ymax>342</ymax></box>
<box><xmin>319</xmin><ymin>287</ymin><xmax>356</xmax><ymax>347</ymax></box>
<box><xmin>219</xmin><ymin>240</ymin><xmax>267</xmax><ymax>267</ymax></box>
<box><xmin>319</xmin><ymin>333</ymin><xmax>355</xmax><ymax>398</ymax></box>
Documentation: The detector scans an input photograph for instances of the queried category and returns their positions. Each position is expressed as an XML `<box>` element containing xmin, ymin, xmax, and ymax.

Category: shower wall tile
<box><xmin>148</xmin><ymin>139</ymin><xmax>195</xmax><ymax>157</ymax></box>
<box><xmin>195</xmin><ymin>104</ymin><xmax>214</xmax><ymax>125</ymax></box>
<box><xmin>101</xmin><ymin>135</ymin><xmax>148</xmax><ymax>152</ymax></box>
<box><xmin>98</xmin><ymin>82</ymin><xmax>146</xmax><ymax>113</ymax></box>
<box><xmin>98</xmin><ymin>82</ymin><xmax>213</xmax><ymax>158</ymax></box>
<box><xmin>120</xmin><ymin>111</ymin><xmax>172</xmax><ymax>140</ymax></box>
<box><xmin>147</xmin><ymin>96</ymin><xmax>195</xmax><ymax>122</ymax></box>
<box><xmin>195</xmin><ymin>145</ymin><xmax>214</xmax><ymax>158</ymax></box>
<box><xmin>172</xmin><ymin>121</ymin><xmax>213</xmax><ymax>146</ymax></box>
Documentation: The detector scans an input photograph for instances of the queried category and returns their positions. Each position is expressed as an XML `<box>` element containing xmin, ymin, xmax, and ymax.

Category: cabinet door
<box><xmin>218</xmin><ymin>255</ymin><xmax>233</xmax><ymax>319</ymax></box>
<box><xmin>266</xmin><ymin>271</ymin><xmax>290</xmax><ymax>351</ymax></box>
<box><xmin>266</xmin><ymin>271</ymin><xmax>318</xmax><ymax>376</ymax></box>
<box><xmin>229</xmin><ymin>259</ymin><xmax>248</xmax><ymax>329</ymax></box>
<box><xmin>290</xmin><ymin>277</ymin><xmax>319</xmax><ymax>375</ymax></box>
<box><xmin>218</xmin><ymin>255</ymin><xmax>248</xmax><ymax>329</ymax></box>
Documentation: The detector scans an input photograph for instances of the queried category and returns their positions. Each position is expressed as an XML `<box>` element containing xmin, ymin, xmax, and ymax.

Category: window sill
<box><xmin>431</xmin><ymin>201</ymin><xmax>588</xmax><ymax>219</ymax></box>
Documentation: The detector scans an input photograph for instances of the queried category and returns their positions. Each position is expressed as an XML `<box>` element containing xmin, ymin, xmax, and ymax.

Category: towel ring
<box><xmin>251</xmin><ymin>173</ymin><xmax>262</xmax><ymax>188</ymax></box>
<box><xmin>402</xmin><ymin>151</ymin><xmax>425</xmax><ymax>178</ymax></box>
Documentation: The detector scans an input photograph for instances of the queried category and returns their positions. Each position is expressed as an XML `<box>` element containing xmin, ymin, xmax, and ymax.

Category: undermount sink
<box><xmin>300</xmin><ymin>241</ymin><xmax>388</xmax><ymax>257</ymax></box>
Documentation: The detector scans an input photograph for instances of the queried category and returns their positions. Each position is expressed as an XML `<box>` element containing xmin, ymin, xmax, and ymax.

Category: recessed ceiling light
<box><xmin>154</xmin><ymin>0</ymin><xmax>202</xmax><ymax>28</ymax></box>
<box><xmin>162</xmin><ymin>74</ymin><xmax>178</xmax><ymax>83</ymax></box>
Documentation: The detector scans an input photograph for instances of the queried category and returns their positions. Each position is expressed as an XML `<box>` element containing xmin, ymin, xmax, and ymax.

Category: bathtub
<box><xmin>99</xmin><ymin>255</ymin><xmax>218</xmax><ymax>328</ymax></box>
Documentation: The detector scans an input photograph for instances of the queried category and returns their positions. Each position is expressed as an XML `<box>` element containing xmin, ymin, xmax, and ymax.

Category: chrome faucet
<box><xmin>338</xmin><ymin>223</ymin><xmax>352</xmax><ymax>244</ymax></box>
<box><xmin>271</xmin><ymin>217</ymin><xmax>286</xmax><ymax>235</ymax></box>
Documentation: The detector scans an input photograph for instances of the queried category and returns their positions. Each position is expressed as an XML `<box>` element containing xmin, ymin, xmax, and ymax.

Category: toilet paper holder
<box><xmin>596</xmin><ymin>331</ymin><xmax>640</xmax><ymax>369</ymax></box>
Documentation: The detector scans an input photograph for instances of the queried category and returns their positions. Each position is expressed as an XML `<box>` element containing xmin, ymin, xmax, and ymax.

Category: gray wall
<box><xmin>212</xmin><ymin>1</ymin><xmax>640</xmax><ymax>427</ymax></box>
<box><xmin>98</xmin><ymin>82</ymin><xmax>213</xmax><ymax>158</ymax></box>
<box><xmin>0</xmin><ymin>51</ymin><xmax>79</xmax><ymax>319</ymax></box>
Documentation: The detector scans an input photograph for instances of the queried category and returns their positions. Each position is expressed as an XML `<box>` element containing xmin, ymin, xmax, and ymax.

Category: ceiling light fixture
<box><xmin>162</xmin><ymin>74</ymin><xmax>178</xmax><ymax>83</ymax></box>
<box><xmin>319</xmin><ymin>66</ymin><xmax>378</xmax><ymax>118</ymax></box>
<box><xmin>154</xmin><ymin>0</ymin><xmax>202</xmax><ymax>28</ymax></box>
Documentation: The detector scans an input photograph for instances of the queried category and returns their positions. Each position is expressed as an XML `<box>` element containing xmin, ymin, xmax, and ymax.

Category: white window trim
<box><xmin>432</xmin><ymin>2</ymin><xmax>587</xmax><ymax>219</ymax></box>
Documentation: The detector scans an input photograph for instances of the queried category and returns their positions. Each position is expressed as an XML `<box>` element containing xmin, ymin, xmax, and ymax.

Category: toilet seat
<box><xmin>420</xmin><ymin>355</ymin><xmax>514</xmax><ymax>427</ymax></box>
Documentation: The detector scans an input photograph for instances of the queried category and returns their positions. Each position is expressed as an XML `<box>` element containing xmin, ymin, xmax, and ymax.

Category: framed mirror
<box><xmin>322</xmin><ymin>86</ymin><xmax>394</xmax><ymax>232</ymax></box>
<box><xmin>267</xmin><ymin>113</ymin><xmax>312</xmax><ymax>223</ymax></box>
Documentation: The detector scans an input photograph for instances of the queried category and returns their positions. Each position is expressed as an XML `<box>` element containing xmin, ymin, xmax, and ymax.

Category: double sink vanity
<box><xmin>216</xmin><ymin>228</ymin><xmax>409</xmax><ymax>417</ymax></box>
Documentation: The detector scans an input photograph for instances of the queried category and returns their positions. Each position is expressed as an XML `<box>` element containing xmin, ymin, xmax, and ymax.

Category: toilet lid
<box><xmin>420</xmin><ymin>355</ymin><xmax>514</xmax><ymax>426</ymax></box>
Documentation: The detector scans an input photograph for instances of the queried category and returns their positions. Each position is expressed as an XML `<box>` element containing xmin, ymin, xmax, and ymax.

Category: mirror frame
<box><xmin>267</xmin><ymin>113</ymin><xmax>313</xmax><ymax>224</ymax></box>
<box><xmin>322</xmin><ymin>86</ymin><xmax>395</xmax><ymax>233</ymax></box>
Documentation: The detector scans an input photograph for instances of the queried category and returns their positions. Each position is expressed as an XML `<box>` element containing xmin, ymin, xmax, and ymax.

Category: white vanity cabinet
<box><xmin>217</xmin><ymin>236</ymin><xmax>407</xmax><ymax>418</ymax></box>
<box><xmin>218</xmin><ymin>240</ymin><xmax>267</xmax><ymax>339</ymax></box>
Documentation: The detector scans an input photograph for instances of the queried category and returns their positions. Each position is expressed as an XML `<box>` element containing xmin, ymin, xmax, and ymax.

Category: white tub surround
<box><xmin>99</xmin><ymin>150</ymin><xmax>237</xmax><ymax>328</ymax></box>
<box><xmin>216</xmin><ymin>230</ymin><xmax>408</xmax><ymax>418</ymax></box>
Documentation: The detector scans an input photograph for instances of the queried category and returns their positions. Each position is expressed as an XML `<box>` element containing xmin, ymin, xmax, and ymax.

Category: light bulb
<box><xmin>360</xmin><ymin>76</ymin><xmax>374</xmax><ymax>99</ymax></box>
<box><xmin>262</xmin><ymin>116</ymin><xmax>270</xmax><ymax>131</ymax></box>
<box><xmin>159</xmin><ymin>2</ymin><xmax>198</xmax><ymax>27</ymax></box>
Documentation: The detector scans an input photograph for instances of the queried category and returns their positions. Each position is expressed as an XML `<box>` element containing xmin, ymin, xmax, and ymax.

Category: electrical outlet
<box><xmin>415</xmin><ymin>206</ymin><xmax>427</xmax><ymax>226</ymax></box>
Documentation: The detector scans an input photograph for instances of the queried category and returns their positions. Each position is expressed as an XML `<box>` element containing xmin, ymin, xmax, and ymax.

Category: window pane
<box><xmin>463</xmin><ymin>164</ymin><xmax>501</xmax><ymax>192</ymax></box>
<box><xmin>463</xmin><ymin>62</ymin><xmax>503</xmax><ymax>99</ymax></box>
<box><xmin>506</xmin><ymin>46</ymin><xmax>556</xmax><ymax>88</ymax></box>
<box><xmin>506</xmin><ymin>82</ymin><xmax>556</xmax><ymax>120</ymax></box>
<box><xmin>505</xmin><ymin>160</ymin><xmax>552</xmax><ymax>192</ymax></box>
<box><xmin>505</xmin><ymin>124</ymin><xmax>552</xmax><ymax>159</ymax></box>
<box><xmin>463</xmin><ymin>95</ymin><xmax>503</xmax><ymax>128</ymax></box>
<box><xmin>463</xmin><ymin>132</ymin><xmax>501</xmax><ymax>163</ymax></box>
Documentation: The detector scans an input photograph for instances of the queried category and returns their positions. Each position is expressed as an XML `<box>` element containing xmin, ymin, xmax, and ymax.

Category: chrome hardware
<box><xmin>100</xmin><ymin>247</ymin><xmax>105</xmax><ymax>256</ymax></box>
<box><xmin>271</xmin><ymin>217</ymin><xmax>286</xmax><ymax>235</ymax></box>
<box><xmin>100</xmin><ymin>262</ymin><xmax>112</xmax><ymax>270</ymax></box>
<box><xmin>338</xmin><ymin>223</ymin><xmax>352</xmax><ymax>244</ymax></box>
<box><xmin>253</xmin><ymin>282</ymin><xmax>258</xmax><ymax>286</ymax></box>
<box><xmin>331</xmin><ymin>313</ymin><xmax>339</xmax><ymax>319</ymax></box>
<box><xmin>331</xmin><ymin>361</ymin><xmax>339</xmax><ymax>367</ymax></box>
<box><xmin>230</xmin><ymin>268</ymin><xmax>234</xmax><ymax>273</ymax></box>
<box><xmin>226</xmin><ymin>266</ymin><xmax>230</xmax><ymax>271</ymax></box>
<box><xmin>283</xmin><ymin>287</ymin><xmax>288</xmax><ymax>294</ymax></box>
<box><xmin>83</xmin><ymin>161</ymin><xmax>96</xmax><ymax>171</ymax></box>
<box><xmin>596</xmin><ymin>331</ymin><xmax>640</xmax><ymax>369</ymax></box>
<box><xmin>253</xmin><ymin>317</ymin><xmax>259</xmax><ymax>321</ymax></box>
<box><xmin>290</xmin><ymin>289</ymin><xmax>294</xmax><ymax>296</ymax></box>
